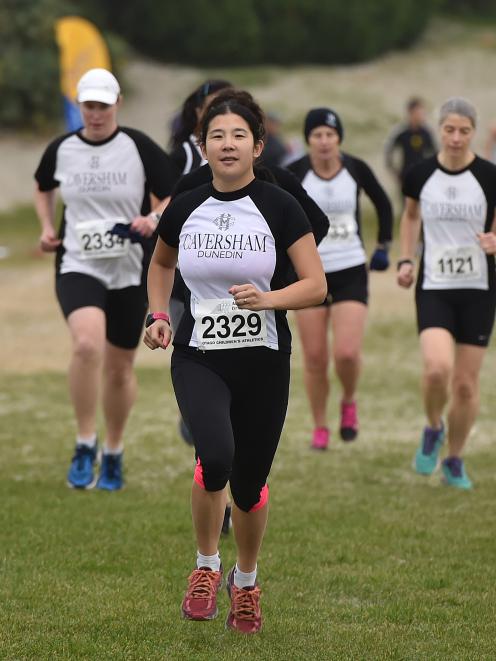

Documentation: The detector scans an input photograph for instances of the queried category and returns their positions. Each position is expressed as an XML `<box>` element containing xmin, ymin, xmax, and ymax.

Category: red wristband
<box><xmin>145</xmin><ymin>311</ymin><xmax>170</xmax><ymax>327</ymax></box>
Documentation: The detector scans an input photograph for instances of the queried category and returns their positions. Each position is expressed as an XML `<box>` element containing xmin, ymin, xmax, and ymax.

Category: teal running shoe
<box><xmin>67</xmin><ymin>443</ymin><xmax>98</xmax><ymax>489</ymax></box>
<box><xmin>441</xmin><ymin>457</ymin><xmax>473</xmax><ymax>490</ymax></box>
<box><xmin>413</xmin><ymin>423</ymin><xmax>444</xmax><ymax>475</ymax></box>
<box><xmin>96</xmin><ymin>453</ymin><xmax>124</xmax><ymax>491</ymax></box>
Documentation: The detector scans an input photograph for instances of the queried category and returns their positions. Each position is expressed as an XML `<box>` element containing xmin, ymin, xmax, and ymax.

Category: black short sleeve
<box><xmin>34</xmin><ymin>134</ymin><xmax>71</xmax><ymax>191</ymax></box>
<box><xmin>280</xmin><ymin>192</ymin><xmax>313</xmax><ymax>250</ymax></box>
<box><xmin>121</xmin><ymin>127</ymin><xmax>179</xmax><ymax>198</ymax></box>
<box><xmin>171</xmin><ymin>164</ymin><xmax>212</xmax><ymax>198</ymax></box>
<box><xmin>157</xmin><ymin>185</ymin><xmax>212</xmax><ymax>248</ymax></box>
<box><xmin>402</xmin><ymin>157</ymin><xmax>438</xmax><ymax>200</ymax></box>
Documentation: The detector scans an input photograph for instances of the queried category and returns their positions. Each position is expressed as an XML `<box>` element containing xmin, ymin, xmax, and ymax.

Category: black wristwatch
<box><xmin>145</xmin><ymin>312</ymin><xmax>170</xmax><ymax>327</ymax></box>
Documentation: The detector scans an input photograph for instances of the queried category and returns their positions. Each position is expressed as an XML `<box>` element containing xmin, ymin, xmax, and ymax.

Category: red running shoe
<box><xmin>340</xmin><ymin>400</ymin><xmax>358</xmax><ymax>441</ymax></box>
<box><xmin>181</xmin><ymin>566</ymin><xmax>223</xmax><ymax>620</ymax></box>
<box><xmin>311</xmin><ymin>426</ymin><xmax>329</xmax><ymax>450</ymax></box>
<box><xmin>226</xmin><ymin>567</ymin><xmax>262</xmax><ymax>634</ymax></box>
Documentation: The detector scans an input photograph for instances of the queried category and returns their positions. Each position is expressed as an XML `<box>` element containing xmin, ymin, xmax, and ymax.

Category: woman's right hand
<box><xmin>397</xmin><ymin>262</ymin><xmax>415</xmax><ymax>288</ymax></box>
<box><xmin>143</xmin><ymin>320</ymin><xmax>172</xmax><ymax>350</ymax></box>
<box><xmin>39</xmin><ymin>228</ymin><xmax>62</xmax><ymax>252</ymax></box>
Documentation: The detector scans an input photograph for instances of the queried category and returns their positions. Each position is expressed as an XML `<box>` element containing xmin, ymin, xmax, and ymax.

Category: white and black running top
<box><xmin>403</xmin><ymin>156</ymin><xmax>496</xmax><ymax>291</ymax></box>
<box><xmin>288</xmin><ymin>154</ymin><xmax>392</xmax><ymax>273</ymax></box>
<box><xmin>158</xmin><ymin>178</ymin><xmax>312</xmax><ymax>353</ymax></box>
<box><xmin>170</xmin><ymin>135</ymin><xmax>206</xmax><ymax>176</ymax></box>
<box><xmin>35</xmin><ymin>127</ymin><xmax>175</xmax><ymax>289</ymax></box>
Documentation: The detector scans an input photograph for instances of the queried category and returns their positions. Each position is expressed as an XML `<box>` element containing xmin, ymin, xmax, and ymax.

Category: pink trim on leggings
<box><xmin>250</xmin><ymin>483</ymin><xmax>269</xmax><ymax>512</ymax></box>
<box><xmin>193</xmin><ymin>458</ymin><xmax>205</xmax><ymax>489</ymax></box>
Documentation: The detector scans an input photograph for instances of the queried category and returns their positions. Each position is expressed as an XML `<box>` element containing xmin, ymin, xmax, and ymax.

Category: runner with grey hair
<box><xmin>397</xmin><ymin>96</ymin><xmax>496</xmax><ymax>489</ymax></box>
<box><xmin>438</xmin><ymin>97</ymin><xmax>477</xmax><ymax>128</ymax></box>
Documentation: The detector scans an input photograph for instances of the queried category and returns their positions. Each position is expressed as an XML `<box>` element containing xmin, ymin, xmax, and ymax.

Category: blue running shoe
<box><xmin>67</xmin><ymin>443</ymin><xmax>98</xmax><ymax>489</ymax></box>
<box><xmin>413</xmin><ymin>423</ymin><xmax>445</xmax><ymax>475</ymax></box>
<box><xmin>96</xmin><ymin>453</ymin><xmax>124</xmax><ymax>491</ymax></box>
<box><xmin>441</xmin><ymin>457</ymin><xmax>473</xmax><ymax>490</ymax></box>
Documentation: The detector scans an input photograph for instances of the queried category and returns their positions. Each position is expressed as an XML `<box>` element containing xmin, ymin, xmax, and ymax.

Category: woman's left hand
<box><xmin>229</xmin><ymin>284</ymin><xmax>272</xmax><ymax>311</ymax></box>
<box><xmin>478</xmin><ymin>232</ymin><xmax>496</xmax><ymax>255</ymax></box>
<box><xmin>130</xmin><ymin>215</ymin><xmax>158</xmax><ymax>238</ymax></box>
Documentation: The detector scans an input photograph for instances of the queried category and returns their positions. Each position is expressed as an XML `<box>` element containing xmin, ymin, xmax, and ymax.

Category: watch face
<box><xmin>145</xmin><ymin>313</ymin><xmax>155</xmax><ymax>328</ymax></box>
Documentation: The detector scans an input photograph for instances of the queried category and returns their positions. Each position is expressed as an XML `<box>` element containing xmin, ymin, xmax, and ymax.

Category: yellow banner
<box><xmin>55</xmin><ymin>16</ymin><xmax>111</xmax><ymax>101</ymax></box>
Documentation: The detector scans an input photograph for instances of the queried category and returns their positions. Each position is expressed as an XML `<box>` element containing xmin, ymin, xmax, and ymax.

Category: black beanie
<box><xmin>304</xmin><ymin>108</ymin><xmax>344</xmax><ymax>143</ymax></box>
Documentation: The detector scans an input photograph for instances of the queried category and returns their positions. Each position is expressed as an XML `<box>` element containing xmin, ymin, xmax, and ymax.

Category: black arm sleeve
<box><xmin>349</xmin><ymin>156</ymin><xmax>393</xmax><ymax>243</ymax></box>
<box><xmin>171</xmin><ymin>164</ymin><xmax>212</xmax><ymax>199</ymax></box>
<box><xmin>279</xmin><ymin>191</ymin><xmax>313</xmax><ymax>250</ymax></box>
<box><xmin>270</xmin><ymin>165</ymin><xmax>329</xmax><ymax>245</ymax></box>
<box><xmin>169</xmin><ymin>144</ymin><xmax>187</xmax><ymax>177</ymax></box>
<box><xmin>121</xmin><ymin>127</ymin><xmax>179</xmax><ymax>198</ymax></box>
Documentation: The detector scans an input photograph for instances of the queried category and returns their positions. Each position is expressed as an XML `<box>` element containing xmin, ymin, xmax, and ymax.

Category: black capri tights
<box><xmin>171</xmin><ymin>345</ymin><xmax>290</xmax><ymax>512</ymax></box>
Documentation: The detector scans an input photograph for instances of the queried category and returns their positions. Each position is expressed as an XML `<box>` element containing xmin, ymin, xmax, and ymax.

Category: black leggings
<box><xmin>171</xmin><ymin>345</ymin><xmax>290</xmax><ymax>512</ymax></box>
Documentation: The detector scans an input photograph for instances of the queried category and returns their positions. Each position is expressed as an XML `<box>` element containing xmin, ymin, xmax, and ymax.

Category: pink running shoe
<box><xmin>340</xmin><ymin>400</ymin><xmax>358</xmax><ymax>441</ymax></box>
<box><xmin>181</xmin><ymin>566</ymin><xmax>223</xmax><ymax>620</ymax></box>
<box><xmin>311</xmin><ymin>427</ymin><xmax>329</xmax><ymax>450</ymax></box>
<box><xmin>226</xmin><ymin>567</ymin><xmax>262</xmax><ymax>634</ymax></box>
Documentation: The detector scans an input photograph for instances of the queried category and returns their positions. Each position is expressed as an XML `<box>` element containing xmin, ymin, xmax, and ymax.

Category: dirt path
<box><xmin>2</xmin><ymin>19</ymin><xmax>496</xmax><ymax>373</ymax></box>
<box><xmin>0</xmin><ymin>257</ymin><xmax>410</xmax><ymax>373</ymax></box>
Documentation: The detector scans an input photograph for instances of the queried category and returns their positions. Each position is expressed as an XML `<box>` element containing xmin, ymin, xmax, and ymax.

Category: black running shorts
<box><xmin>416</xmin><ymin>288</ymin><xmax>496</xmax><ymax>347</ymax></box>
<box><xmin>319</xmin><ymin>264</ymin><xmax>368</xmax><ymax>307</ymax></box>
<box><xmin>56</xmin><ymin>272</ymin><xmax>148</xmax><ymax>349</ymax></box>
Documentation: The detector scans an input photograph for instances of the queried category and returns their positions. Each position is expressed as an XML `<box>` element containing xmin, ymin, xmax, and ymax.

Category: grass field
<box><xmin>2</xmin><ymin>210</ymin><xmax>496</xmax><ymax>659</ymax></box>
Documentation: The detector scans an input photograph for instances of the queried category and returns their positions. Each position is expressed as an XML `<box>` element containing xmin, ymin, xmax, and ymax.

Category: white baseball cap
<box><xmin>76</xmin><ymin>68</ymin><xmax>120</xmax><ymax>104</ymax></box>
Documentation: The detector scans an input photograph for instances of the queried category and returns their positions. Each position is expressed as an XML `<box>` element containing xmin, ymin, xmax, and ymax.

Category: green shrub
<box><xmin>0</xmin><ymin>0</ymin><xmax>439</xmax><ymax>129</ymax></box>
<box><xmin>0</xmin><ymin>0</ymin><xmax>63</xmax><ymax>129</ymax></box>
<box><xmin>0</xmin><ymin>0</ymin><xmax>126</xmax><ymax>131</ymax></box>
<box><xmin>79</xmin><ymin>0</ymin><xmax>436</xmax><ymax>66</ymax></box>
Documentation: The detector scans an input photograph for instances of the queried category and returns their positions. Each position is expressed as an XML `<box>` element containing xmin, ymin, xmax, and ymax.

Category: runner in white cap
<box><xmin>34</xmin><ymin>68</ymin><xmax>177</xmax><ymax>491</ymax></box>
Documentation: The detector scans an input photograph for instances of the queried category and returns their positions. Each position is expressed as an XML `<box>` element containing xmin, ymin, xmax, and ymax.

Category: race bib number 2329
<box><xmin>194</xmin><ymin>298</ymin><xmax>267</xmax><ymax>350</ymax></box>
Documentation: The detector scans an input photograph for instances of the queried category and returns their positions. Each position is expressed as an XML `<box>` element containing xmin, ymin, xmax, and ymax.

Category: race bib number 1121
<box><xmin>431</xmin><ymin>245</ymin><xmax>481</xmax><ymax>283</ymax></box>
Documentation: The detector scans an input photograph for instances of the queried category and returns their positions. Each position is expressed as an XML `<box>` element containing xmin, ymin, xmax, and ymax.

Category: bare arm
<box><xmin>34</xmin><ymin>186</ymin><xmax>61</xmax><ymax>252</ymax></box>
<box><xmin>143</xmin><ymin>237</ymin><xmax>178</xmax><ymax>350</ymax></box>
<box><xmin>230</xmin><ymin>233</ymin><xmax>327</xmax><ymax>311</ymax></box>
<box><xmin>397</xmin><ymin>196</ymin><xmax>421</xmax><ymax>288</ymax></box>
<box><xmin>478</xmin><ymin>210</ymin><xmax>496</xmax><ymax>255</ymax></box>
<box><xmin>130</xmin><ymin>195</ymin><xmax>172</xmax><ymax>238</ymax></box>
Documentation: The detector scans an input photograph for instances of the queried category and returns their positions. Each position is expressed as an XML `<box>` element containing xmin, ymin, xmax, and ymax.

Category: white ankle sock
<box><xmin>76</xmin><ymin>434</ymin><xmax>97</xmax><ymax>448</ymax></box>
<box><xmin>197</xmin><ymin>551</ymin><xmax>221</xmax><ymax>572</ymax></box>
<box><xmin>234</xmin><ymin>563</ymin><xmax>257</xmax><ymax>588</ymax></box>
<box><xmin>103</xmin><ymin>444</ymin><xmax>123</xmax><ymax>456</ymax></box>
